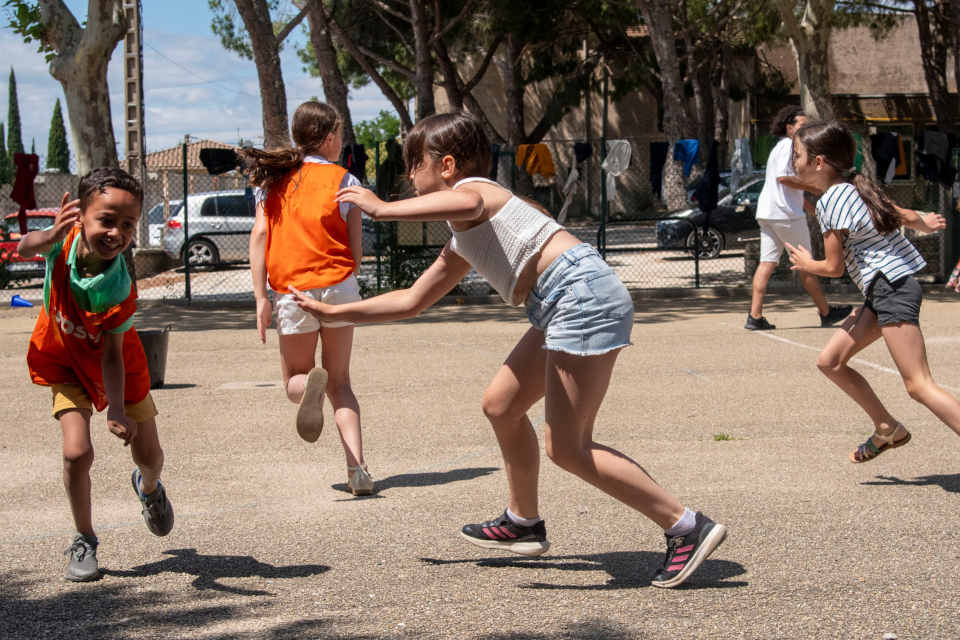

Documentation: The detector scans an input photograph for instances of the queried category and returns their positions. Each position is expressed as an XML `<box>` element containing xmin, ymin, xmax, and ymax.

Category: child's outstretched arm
<box><xmin>893</xmin><ymin>203</ymin><xmax>946</xmax><ymax>234</ymax></box>
<box><xmin>102</xmin><ymin>332</ymin><xmax>138</xmax><ymax>446</ymax></box>
<box><xmin>249</xmin><ymin>201</ymin><xmax>271</xmax><ymax>343</ymax></box>
<box><xmin>346</xmin><ymin>206</ymin><xmax>363</xmax><ymax>265</ymax></box>
<box><xmin>292</xmin><ymin>243</ymin><xmax>471</xmax><ymax>324</ymax></box>
<box><xmin>17</xmin><ymin>192</ymin><xmax>80</xmax><ymax>258</ymax></box>
<box><xmin>337</xmin><ymin>185</ymin><xmax>483</xmax><ymax>222</ymax></box>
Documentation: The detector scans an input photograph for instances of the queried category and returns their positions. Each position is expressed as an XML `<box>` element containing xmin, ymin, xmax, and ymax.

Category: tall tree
<box><xmin>637</xmin><ymin>0</ymin><xmax>697</xmax><ymax>209</ymax></box>
<box><xmin>7</xmin><ymin>67</ymin><xmax>25</xmax><ymax>169</ymax></box>
<box><xmin>0</xmin><ymin>123</ymin><xmax>8</xmax><ymax>185</ymax></box>
<box><xmin>6</xmin><ymin>1</ymin><xmax>127</xmax><ymax>173</ymax></box>
<box><xmin>296</xmin><ymin>0</ymin><xmax>356</xmax><ymax>144</ymax></box>
<box><xmin>774</xmin><ymin>0</ymin><xmax>837</xmax><ymax>120</ymax></box>
<box><xmin>47</xmin><ymin>97</ymin><xmax>70</xmax><ymax>172</ymax></box>
<box><xmin>209</xmin><ymin>0</ymin><xmax>308</xmax><ymax>149</ymax></box>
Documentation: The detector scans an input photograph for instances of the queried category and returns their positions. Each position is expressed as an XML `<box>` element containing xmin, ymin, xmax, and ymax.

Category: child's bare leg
<box><xmin>279</xmin><ymin>331</ymin><xmax>320</xmax><ymax>402</ymax></box>
<box><xmin>817</xmin><ymin>307</ymin><xmax>901</xmax><ymax>442</ymax></box>
<box><xmin>800</xmin><ymin>271</ymin><xmax>829</xmax><ymax>316</ymax></box>
<box><xmin>542</xmin><ymin>349</ymin><xmax>684</xmax><ymax>530</ymax></box>
<box><xmin>882</xmin><ymin>323</ymin><xmax>960</xmax><ymax>436</ymax></box>
<box><xmin>320</xmin><ymin>325</ymin><xmax>363</xmax><ymax>467</ymax></box>
<box><xmin>130</xmin><ymin>417</ymin><xmax>164</xmax><ymax>494</ymax></box>
<box><xmin>60</xmin><ymin>409</ymin><xmax>95</xmax><ymax>536</ymax></box>
<box><xmin>481</xmin><ymin>328</ymin><xmax>546</xmax><ymax>519</ymax></box>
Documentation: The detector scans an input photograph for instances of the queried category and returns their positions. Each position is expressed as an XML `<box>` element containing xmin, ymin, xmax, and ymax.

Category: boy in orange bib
<box><xmin>20</xmin><ymin>168</ymin><xmax>174</xmax><ymax>582</ymax></box>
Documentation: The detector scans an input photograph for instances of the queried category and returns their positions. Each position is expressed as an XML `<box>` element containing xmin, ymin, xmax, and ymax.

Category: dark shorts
<box><xmin>865</xmin><ymin>274</ymin><xmax>922</xmax><ymax>327</ymax></box>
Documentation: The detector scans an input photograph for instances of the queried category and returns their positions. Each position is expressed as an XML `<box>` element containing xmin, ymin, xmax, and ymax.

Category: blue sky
<box><xmin>0</xmin><ymin>0</ymin><xmax>394</xmax><ymax>167</ymax></box>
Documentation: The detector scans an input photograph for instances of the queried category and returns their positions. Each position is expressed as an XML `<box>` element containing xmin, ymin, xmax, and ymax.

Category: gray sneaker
<box><xmin>744</xmin><ymin>314</ymin><xmax>776</xmax><ymax>330</ymax></box>
<box><xmin>132</xmin><ymin>469</ymin><xmax>175</xmax><ymax>537</ymax></box>
<box><xmin>64</xmin><ymin>533</ymin><xmax>99</xmax><ymax>582</ymax></box>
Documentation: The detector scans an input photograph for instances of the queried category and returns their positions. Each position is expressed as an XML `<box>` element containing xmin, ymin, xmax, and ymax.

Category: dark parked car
<box><xmin>657</xmin><ymin>177</ymin><xmax>764</xmax><ymax>259</ymax></box>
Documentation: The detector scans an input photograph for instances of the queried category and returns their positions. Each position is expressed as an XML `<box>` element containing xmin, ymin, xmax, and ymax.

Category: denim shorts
<box><xmin>525</xmin><ymin>243</ymin><xmax>634</xmax><ymax>356</ymax></box>
<box><xmin>865</xmin><ymin>273</ymin><xmax>922</xmax><ymax>327</ymax></box>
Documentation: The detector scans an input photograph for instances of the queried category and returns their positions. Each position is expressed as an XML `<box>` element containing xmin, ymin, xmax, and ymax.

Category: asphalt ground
<box><xmin>2</xmin><ymin>289</ymin><xmax>960</xmax><ymax>639</ymax></box>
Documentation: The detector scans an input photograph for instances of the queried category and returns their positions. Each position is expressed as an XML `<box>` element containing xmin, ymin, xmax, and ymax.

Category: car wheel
<box><xmin>686</xmin><ymin>227</ymin><xmax>724</xmax><ymax>259</ymax></box>
<box><xmin>183</xmin><ymin>238</ymin><xmax>219</xmax><ymax>267</ymax></box>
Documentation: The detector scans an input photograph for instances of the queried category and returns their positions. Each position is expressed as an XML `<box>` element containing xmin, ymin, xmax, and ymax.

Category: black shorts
<box><xmin>864</xmin><ymin>274</ymin><xmax>922</xmax><ymax>327</ymax></box>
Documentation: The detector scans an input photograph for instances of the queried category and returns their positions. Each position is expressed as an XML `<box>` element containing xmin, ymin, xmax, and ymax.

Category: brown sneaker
<box><xmin>296</xmin><ymin>367</ymin><xmax>327</xmax><ymax>442</ymax></box>
<box><xmin>347</xmin><ymin>465</ymin><xmax>374</xmax><ymax>496</ymax></box>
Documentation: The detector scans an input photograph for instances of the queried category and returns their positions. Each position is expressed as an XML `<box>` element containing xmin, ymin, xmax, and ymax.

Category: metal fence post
<box><xmin>182</xmin><ymin>138</ymin><xmax>190</xmax><ymax>302</ymax></box>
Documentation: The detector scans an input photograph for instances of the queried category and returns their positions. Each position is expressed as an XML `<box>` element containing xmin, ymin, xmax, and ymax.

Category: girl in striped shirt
<box><xmin>784</xmin><ymin>121</ymin><xmax>960</xmax><ymax>463</ymax></box>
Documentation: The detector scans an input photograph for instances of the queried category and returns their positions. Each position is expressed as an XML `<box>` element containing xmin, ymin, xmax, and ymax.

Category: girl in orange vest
<box><xmin>242</xmin><ymin>101</ymin><xmax>372</xmax><ymax>495</ymax></box>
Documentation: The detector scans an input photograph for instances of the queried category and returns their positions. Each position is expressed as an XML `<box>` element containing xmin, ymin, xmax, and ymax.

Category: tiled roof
<box><xmin>145</xmin><ymin>139</ymin><xmax>241</xmax><ymax>172</ymax></box>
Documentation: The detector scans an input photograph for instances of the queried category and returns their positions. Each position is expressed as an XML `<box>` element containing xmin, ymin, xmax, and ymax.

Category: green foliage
<box><xmin>209</xmin><ymin>0</ymin><xmax>255</xmax><ymax>59</ymax></box>
<box><xmin>354</xmin><ymin>111</ymin><xmax>400</xmax><ymax>149</ymax></box>
<box><xmin>0</xmin><ymin>122</ymin><xmax>7</xmax><ymax>185</ymax></box>
<box><xmin>47</xmin><ymin>98</ymin><xmax>69</xmax><ymax>172</ymax></box>
<box><xmin>7</xmin><ymin>67</ymin><xmax>24</xmax><ymax>158</ymax></box>
<box><xmin>713</xmin><ymin>433</ymin><xmax>733</xmax><ymax>441</ymax></box>
<box><xmin>3</xmin><ymin>0</ymin><xmax>55</xmax><ymax>61</ymax></box>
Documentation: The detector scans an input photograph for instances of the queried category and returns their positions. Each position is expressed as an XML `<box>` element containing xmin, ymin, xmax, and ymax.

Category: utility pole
<box><xmin>123</xmin><ymin>0</ymin><xmax>148</xmax><ymax>245</ymax></box>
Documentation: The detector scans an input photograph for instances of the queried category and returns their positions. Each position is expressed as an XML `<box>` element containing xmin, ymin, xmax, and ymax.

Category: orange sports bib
<box><xmin>27</xmin><ymin>227</ymin><xmax>150</xmax><ymax>411</ymax></box>
<box><xmin>264</xmin><ymin>163</ymin><xmax>356</xmax><ymax>292</ymax></box>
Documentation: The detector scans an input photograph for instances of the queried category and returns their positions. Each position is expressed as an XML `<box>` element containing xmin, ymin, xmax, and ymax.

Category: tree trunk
<box><xmin>38</xmin><ymin>0</ymin><xmax>127</xmax><ymax>174</ymax></box>
<box><xmin>913</xmin><ymin>0</ymin><xmax>953</xmax><ymax>126</ymax></box>
<box><xmin>409</xmin><ymin>0</ymin><xmax>435</xmax><ymax>121</ymax></box>
<box><xmin>501</xmin><ymin>34</ymin><xmax>526</xmax><ymax>148</ymax></box>
<box><xmin>637</xmin><ymin>0</ymin><xmax>695</xmax><ymax>210</ymax></box>
<box><xmin>776</xmin><ymin>0</ymin><xmax>835</xmax><ymax>120</ymax></box>
<box><xmin>234</xmin><ymin>0</ymin><xmax>290</xmax><ymax>149</ymax></box>
<box><xmin>304</xmin><ymin>2</ymin><xmax>356</xmax><ymax>145</ymax></box>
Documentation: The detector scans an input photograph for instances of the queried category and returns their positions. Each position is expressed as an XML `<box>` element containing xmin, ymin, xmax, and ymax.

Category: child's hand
<box><xmin>51</xmin><ymin>192</ymin><xmax>82</xmax><ymax>241</ymax></box>
<box><xmin>336</xmin><ymin>186</ymin><xmax>385</xmax><ymax>218</ymax></box>
<box><xmin>784</xmin><ymin>241</ymin><xmax>812</xmax><ymax>271</ymax></box>
<box><xmin>919</xmin><ymin>211</ymin><xmax>946</xmax><ymax>233</ymax></box>
<box><xmin>289</xmin><ymin>286</ymin><xmax>330</xmax><ymax>319</ymax></box>
<box><xmin>107</xmin><ymin>411</ymin><xmax>138</xmax><ymax>446</ymax></box>
<box><xmin>255</xmin><ymin>297</ymin><xmax>271</xmax><ymax>344</ymax></box>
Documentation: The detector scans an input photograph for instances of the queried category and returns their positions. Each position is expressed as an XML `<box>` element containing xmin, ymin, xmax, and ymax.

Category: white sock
<box><xmin>665</xmin><ymin>508</ymin><xmax>696</xmax><ymax>536</ymax></box>
<box><xmin>506</xmin><ymin>507</ymin><xmax>541</xmax><ymax>527</ymax></box>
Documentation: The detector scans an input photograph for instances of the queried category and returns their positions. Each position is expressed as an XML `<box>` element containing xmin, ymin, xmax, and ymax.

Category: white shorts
<box><xmin>273</xmin><ymin>274</ymin><xmax>361</xmax><ymax>334</ymax></box>
<box><xmin>757</xmin><ymin>218</ymin><xmax>813</xmax><ymax>263</ymax></box>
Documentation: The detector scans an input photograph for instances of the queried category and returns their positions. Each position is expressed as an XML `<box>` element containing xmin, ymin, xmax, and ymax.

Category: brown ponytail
<box><xmin>793</xmin><ymin>121</ymin><xmax>900</xmax><ymax>234</ymax></box>
<box><xmin>239</xmin><ymin>100</ymin><xmax>341</xmax><ymax>193</ymax></box>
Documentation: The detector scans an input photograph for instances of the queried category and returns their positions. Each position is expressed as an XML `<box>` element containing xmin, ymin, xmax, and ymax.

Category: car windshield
<box><xmin>5</xmin><ymin>216</ymin><xmax>54</xmax><ymax>234</ymax></box>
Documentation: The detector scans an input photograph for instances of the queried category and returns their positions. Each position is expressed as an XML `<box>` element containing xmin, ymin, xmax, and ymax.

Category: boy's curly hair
<box><xmin>78</xmin><ymin>167</ymin><xmax>143</xmax><ymax>210</ymax></box>
<box><xmin>771</xmin><ymin>105</ymin><xmax>806</xmax><ymax>137</ymax></box>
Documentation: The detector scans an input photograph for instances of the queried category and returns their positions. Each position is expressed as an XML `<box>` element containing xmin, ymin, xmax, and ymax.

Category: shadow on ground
<box><xmin>331</xmin><ymin>466</ymin><xmax>499</xmax><ymax>497</ymax></box>
<box><xmin>102</xmin><ymin>548</ymin><xmax>329</xmax><ymax>596</ymax></box>
<box><xmin>422</xmin><ymin>550</ymin><xmax>747</xmax><ymax>591</ymax></box>
<box><xmin>861</xmin><ymin>473</ymin><xmax>960</xmax><ymax>493</ymax></box>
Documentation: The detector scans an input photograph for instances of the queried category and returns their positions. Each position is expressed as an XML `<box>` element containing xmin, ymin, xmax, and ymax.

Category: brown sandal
<box><xmin>850</xmin><ymin>424</ymin><xmax>911</xmax><ymax>463</ymax></box>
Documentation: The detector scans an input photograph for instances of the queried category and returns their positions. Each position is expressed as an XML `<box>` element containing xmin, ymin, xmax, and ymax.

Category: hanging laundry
<box><xmin>922</xmin><ymin>129</ymin><xmax>949</xmax><ymax>162</ymax></box>
<box><xmin>752</xmin><ymin>135</ymin><xmax>777</xmax><ymax>168</ymax></box>
<box><xmin>870</xmin><ymin>132</ymin><xmax>899</xmax><ymax>184</ymax></box>
<box><xmin>515</xmin><ymin>144</ymin><xmax>556</xmax><ymax>186</ymax></box>
<box><xmin>672</xmin><ymin>139</ymin><xmax>699</xmax><ymax>177</ymax></box>
<box><xmin>574</xmin><ymin>142</ymin><xmax>593</xmax><ymax>164</ymax></box>
<box><xmin>376</xmin><ymin>139</ymin><xmax>405</xmax><ymax>199</ymax></box>
<box><xmin>649</xmin><ymin>141</ymin><xmax>669</xmax><ymax>198</ymax></box>
<box><xmin>558</xmin><ymin>141</ymin><xmax>593</xmax><ymax>224</ymax></box>
<box><xmin>729</xmin><ymin>138</ymin><xmax>753</xmax><ymax>195</ymax></box>
<box><xmin>852</xmin><ymin>132</ymin><xmax>865</xmax><ymax>173</ymax></box>
<box><xmin>11</xmin><ymin>153</ymin><xmax>39</xmax><ymax>235</ymax></box>
<box><xmin>490</xmin><ymin>143</ymin><xmax>502</xmax><ymax>180</ymax></box>
<box><xmin>695</xmin><ymin>140</ymin><xmax>720</xmax><ymax>213</ymax></box>
<box><xmin>602</xmin><ymin>139</ymin><xmax>632</xmax><ymax>204</ymax></box>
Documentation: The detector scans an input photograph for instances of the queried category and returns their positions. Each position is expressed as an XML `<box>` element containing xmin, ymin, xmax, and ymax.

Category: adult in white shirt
<box><xmin>746</xmin><ymin>105</ymin><xmax>851</xmax><ymax>330</ymax></box>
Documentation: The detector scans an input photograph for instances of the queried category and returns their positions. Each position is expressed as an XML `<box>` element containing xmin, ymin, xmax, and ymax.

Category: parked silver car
<box><xmin>162</xmin><ymin>190</ymin><xmax>255</xmax><ymax>267</ymax></box>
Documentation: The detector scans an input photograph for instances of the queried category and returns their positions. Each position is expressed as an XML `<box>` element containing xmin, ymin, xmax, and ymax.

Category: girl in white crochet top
<box><xmin>292</xmin><ymin>112</ymin><xmax>727</xmax><ymax>588</ymax></box>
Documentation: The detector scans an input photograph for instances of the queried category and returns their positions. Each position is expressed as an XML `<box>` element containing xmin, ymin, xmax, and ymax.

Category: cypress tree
<box><xmin>30</xmin><ymin>138</ymin><xmax>35</xmax><ymax>154</ymax></box>
<box><xmin>0</xmin><ymin>123</ymin><xmax>7</xmax><ymax>185</ymax></box>
<box><xmin>7</xmin><ymin>68</ymin><xmax>24</xmax><ymax>157</ymax></box>
<box><xmin>47</xmin><ymin>99</ymin><xmax>70</xmax><ymax>173</ymax></box>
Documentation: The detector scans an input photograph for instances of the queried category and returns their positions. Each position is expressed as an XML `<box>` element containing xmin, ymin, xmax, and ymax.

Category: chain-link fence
<box><xmin>1</xmin><ymin>136</ymin><xmax>955</xmax><ymax>302</ymax></box>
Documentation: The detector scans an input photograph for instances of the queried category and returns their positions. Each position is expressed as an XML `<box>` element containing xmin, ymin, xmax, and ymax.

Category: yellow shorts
<box><xmin>51</xmin><ymin>383</ymin><xmax>158</xmax><ymax>423</ymax></box>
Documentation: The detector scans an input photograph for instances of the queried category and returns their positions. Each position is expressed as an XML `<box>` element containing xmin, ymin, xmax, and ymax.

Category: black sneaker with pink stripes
<box><xmin>460</xmin><ymin>510</ymin><xmax>550</xmax><ymax>557</ymax></box>
<box><xmin>651</xmin><ymin>511</ymin><xmax>727</xmax><ymax>588</ymax></box>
